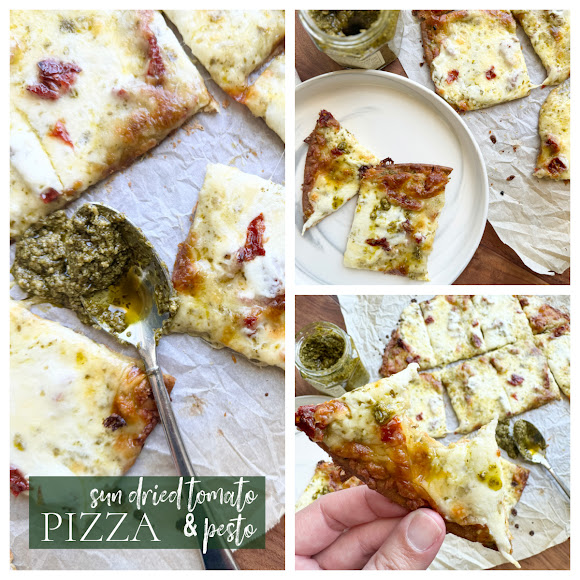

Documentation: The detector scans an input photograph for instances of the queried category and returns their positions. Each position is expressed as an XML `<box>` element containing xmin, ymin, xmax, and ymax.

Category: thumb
<box><xmin>363</xmin><ymin>508</ymin><xmax>446</xmax><ymax>570</ymax></box>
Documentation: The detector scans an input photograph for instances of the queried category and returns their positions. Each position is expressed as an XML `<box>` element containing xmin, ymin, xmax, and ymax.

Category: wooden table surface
<box><xmin>294</xmin><ymin>295</ymin><xmax>570</xmax><ymax>570</ymax></box>
<box><xmin>295</xmin><ymin>14</ymin><xmax>570</xmax><ymax>286</ymax></box>
<box><xmin>234</xmin><ymin>516</ymin><xmax>284</xmax><ymax>570</ymax></box>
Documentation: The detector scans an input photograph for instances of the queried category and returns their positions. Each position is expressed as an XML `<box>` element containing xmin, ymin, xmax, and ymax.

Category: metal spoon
<box><xmin>80</xmin><ymin>203</ymin><xmax>239</xmax><ymax>570</ymax></box>
<box><xmin>513</xmin><ymin>419</ymin><xmax>570</xmax><ymax>499</ymax></box>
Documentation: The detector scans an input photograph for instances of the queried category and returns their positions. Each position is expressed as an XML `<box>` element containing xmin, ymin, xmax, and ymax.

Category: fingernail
<box><xmin>407</xmin><ymin>511</ymin><xmax>441</xmax><ymax>552</ymax></box>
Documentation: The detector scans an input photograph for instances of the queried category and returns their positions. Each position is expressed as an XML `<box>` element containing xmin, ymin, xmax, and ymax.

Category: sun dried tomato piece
<box><xmin>27</xmin><ymin>59</ymin><xmax>81</xmax><ymax>100</ymax></box>
<box><xmin>146</xmin><ymin>35</ymin><xmax>165</xmax><ymax>80</ymax></box>
<box><xmin>10</xmin><ymin>468</ymin><xmax>29</xmax><ymax>497</ymax></box>
<box><xmin>485</xmin><ymin>66</ymin><xmax>497</xmax><ymax>80</ymax></box>
<box><xmin>330</xmin><ymin>147</ymin><xmax>344</xmax><ymax>156</ymax></box>
<box><xmin>508</xmin><ymin>374</ymin><xmax>524</xmax><ymax>386</ymax></box>
<box><xmin>48</xmin><ymin>120</ymin><xmax>74</xmax><ymax>148</ymax></box>
<box><xmin>366</xmin><ymin>238</ymin><xmax>391</xmax><ymax>252</ymax></box>
<box><xmin>446</xmin><ymin>69</ymin><xmax>459</xmax><ymax>83</ymax></box>
<box><xmin>40</xmin><ymin>188</ymin><xmax>60</xmax><ymax>203</ymax></box>
<box><xmin>103</xmin><ymin>413</ymin><xmax>127</xmax><ymax>431</ymax></box>
<box><xmin>237</xmin><ymin>214</ymin><xmax>266</xmax><ymax>263</ymax></box>
<box><xmin>548</xmin><ymin>157</ymin><xmax>567</xmax><ymax>174</ymax></box>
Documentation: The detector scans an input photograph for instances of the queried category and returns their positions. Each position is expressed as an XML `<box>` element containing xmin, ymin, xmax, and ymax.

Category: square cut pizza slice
<box><xmin>517</xmin><ymin>295</ymin><xmax>570</xmax><ymax>334</ymax></box>
<box><xmin>10</xmin><ymin>301</ymin><xmax>175</xmax><ymax>495</ymax></box>
<box><xmin>420</xmin><ymin>295</ymin><xmax>487</xmax><ymax>365</ymax></box>
<box><xmin>164</xmin><ymin>10</ymin><xmax>285</xmax><ymax>98</ymax></box>
<box><xmin>440</xmin><ymin>357</ymin><xmax>512</xmax><ymax>434</ymax></box>
<box><xmin>10</xmin><ymin>10</ymin><xmax>216</xmax><ymax>238</ymax></box>
<box><xmin>415</xmin><ymin>10</ymin><xmax>533</xmax><ymax>111</ymax></box>
<box><xmin>534</xmin><ymin>327</ymin><xmax>570</xmax><ymax>398</ymax></box>
<box><xmin>343</xmin><ymin>162</ymin><xmax>452</xmax><ymax>281</ymax></box>
<box><xmin>295</xmin><ymin>364</ymin><xmax>520</xmax><ymax>566</ymax></box>
<box><xmin>533</xmin><ymin>81</ymin><xmax>570</xmax><ymax>180</ymax></box>
<box><xmin>302</xmin><ymin>110</ymin><xmax>379</xmax><ymax>233</ymax></box>
<box><xmin>489</xmin><ymin>341</ymin><xmax>561</xmax><ymax>415</ymax></box>
<box><xmin>171</xmin><ymin>164</ymin><xmax>285</xmax><ymax>369</ymax></box>
<box><xmin>512</xmin><ymin>10</ymin><xmax>570</xmax><ymax>86</ymax></box>
<box><xmin>380</xmin><ymin>301</ymin><xmax>437</xmax><ymax>376</ymax></box>
<box><xmin>472</xmin><ymin>295</ymin><xmax>533</xmax><ymax>351</ymax></box>
<box><xmin>407</xmin><ymin>372</ymin><xmax>447</xmax><ymax>438</ymax></box>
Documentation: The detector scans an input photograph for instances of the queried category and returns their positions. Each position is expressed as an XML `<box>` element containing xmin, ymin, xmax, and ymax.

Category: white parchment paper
<box><xmin>10</xmin><ymin>48</ymin><xmax>285</xmax><ymax>569</ymax></box>
<box><xmin>398</xmin><ymin>10</ymin><xmax>570</xmax><ymax>275</ymax></box>
<box><xmin>337</xmin><ymin>294</ymin><xmax>570</xmax><ymax>569</ymax></box>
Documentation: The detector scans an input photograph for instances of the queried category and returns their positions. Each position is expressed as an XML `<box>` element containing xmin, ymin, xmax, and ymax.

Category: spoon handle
<box><xmin>544</xmin><ymin>465</ymin><xmax>570</xmax><ymax>499</ymax></box>
<box><xmin>140</xmin><ymin>346</ymin><xmax>240</xmax><ymax>570</ymax></box>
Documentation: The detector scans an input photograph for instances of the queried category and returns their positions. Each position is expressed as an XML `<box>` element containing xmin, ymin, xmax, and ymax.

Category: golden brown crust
<box><xmin>380</xmin><ymin>329</ymin><xmax>421</xmax><ymax>377</ymax></box>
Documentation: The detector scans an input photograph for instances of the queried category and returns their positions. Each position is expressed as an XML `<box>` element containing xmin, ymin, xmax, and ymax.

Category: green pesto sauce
<box><xmin>309</xmin><ymin>10</ymin><xmax>380</xmax><ymax>37</ymax></box>
<box><xmin>495</xmin><ymin>418</ymin><xmax>519</xmax><ymax>460</ymax></box>
<box><xmin>299</xmin><ymin>328</ymin><xmax>346</xmax><ymax>371</ymax></box>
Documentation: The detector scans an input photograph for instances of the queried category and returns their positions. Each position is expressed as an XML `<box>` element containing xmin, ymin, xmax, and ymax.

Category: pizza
<box><xmin>301</xmin><ymin>110</ymin><xmax>379</xmax><ymax>233</ymax></box>
<box><xmin>472</xmin><ymin>295</ymin><xmax>533</xmax><ymax>351</ymax></box>
<box><xmin>343</xmin><ymin>162</ymin><xmax>452</xmax><ymax>281</ymax></box>
<box><xmin>171</xmin><ymin>164</ymin><xmax>285</xmax><ymax>368</ymax></box>
<box><xmin>420</xmin><ymin>295</ymin><xmax>487</xmax><ymax>365</ymax></box>
<box><xmin>534</xmin><ymin>327</ymin><xmax>570</xmax><ymax>398</ymax></box>
<box><xmin>295</xmin><ymin>461</ymin><xmax>363</xmax><ymax>512</ymax></box>
<box><xmin>380</xmin><ymin>301</ymin><xmax>437</xmax><ymax>376</ymax></box>
<box><xmin>512</xmin><ymin>10</ymin><xmax>570</xmax><ymax>86</ymax></box>
<box><xmin>517</xmin><ymin>295</ymin><xmax>570</xmax><ymax>334</ymax></box>
<box><xmin>295</xmin><ymin>364</ymin><xmax>521</xmax><ymax>565</ymax></box>
<box><xmin>164</xmin><ymin>10</ymin><xmax>285</xmax><ymax>99</ymax></box>
<box><xmin>406</xmin><ymin>372</ymin><xmax>447</xmax><ymax>438</ymax></box>
<box><xmin>415</xmin><ymin>10</ymin><xmax>533</xmax><ymax>111</ymax></box>
<box><xmin>533</xmin><ymin>81</ymin><xmax>570</xmax><ymax>181</ymax></box>
<box><xmin>10</xmin><ymin>10</ymin><xmax>217</xmax><ymax>239</ymax></box>
<box><xmin>242</xmin><ymin>53</ymin><xmax>285</xmax><ymax>142</ymax></box>
<box><xmin>489</xmin><ymin>341</ymin><xmax>561</xmax><ymax>415</ymax></box>
<box><xmin>440</xmin><ymin>357</ymin><xmax>512</xmax><ymax>433</ymax></box>
<box><xmin>10</xmin><ymin>301</ymin><xmax>175</xmax><ymax>495</ymax></box>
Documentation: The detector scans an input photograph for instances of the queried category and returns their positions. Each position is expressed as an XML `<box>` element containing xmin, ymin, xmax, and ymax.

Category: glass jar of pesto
<box><xmin>299</xmin><ymin>10</ymin><xmax>403</xmax><ymax>70</ymax></box>
<box><xmin>295</xmin><ymin>321</ymin><xmax>370</xmax><ymax>397</ymax></box>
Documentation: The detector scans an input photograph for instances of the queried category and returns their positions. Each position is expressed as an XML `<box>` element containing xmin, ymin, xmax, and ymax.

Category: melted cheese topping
<box><xmin>399</xmin><ymin>302</ymin><xmax>438</xmax><ymax>369</ymax></box>
<box><xmin>534</xmin><ymin>332</ymin><xmax>570</xmax><ymax>397</ymax></box>
<box><xmin>302</xmin><ymin>123</ymin><xmax>379</xmax><ymax>233</ymax></box>
<box><xmin>10</xmin><ymin>301</ymin><xmax>155</xmax><ymax>480</ymax></box>
<box><xmin>171</xmin><ymin>164</ymin><xmax>285</xmax><ymax>368</ymax></box>
<box><xmin>164</xmin><ymin>10</ymin><xmax>285</xmax><ymax>96</ymax></box>
<box><xmin>10</xmin><ymin>10</ymin><xmax>215</xmax><ymax>237</ymax></box>
<box><xmin>244</xmin><ymin>54</ymin><xmax>285</xmax><ymax>142</ymax></box>
<box><xmin>429</xmin><ymin>11</ymin><xmax>532</xmax><ymax>111</ymax></box>
<box><xmin>512</xmin><ymin>10</ymin><xmax>570</xmax><ymax>86</ymax></box>
<box><xmin>407</xmin><ymin>373</ymin><xmax>447</xmax><ymax>437</ymax></box>
<box><xmin>534</xmin><ymin>81</ymin><xmax>570</xmax><ymax>180</ymax></box>
<box><xmin>472</xmin><ymin>295</ymin><xmax>533</xmax><ymax>350</ymax></box>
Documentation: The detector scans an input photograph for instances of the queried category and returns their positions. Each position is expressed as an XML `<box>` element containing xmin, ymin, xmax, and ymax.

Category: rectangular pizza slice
<box><xmin>171</xmin><ymin>164</ymin><xmax>285</xmax><ymax>368</ymax></box>
<box><xmin>295</xmin><ymin>364</ymin><xmax>520</xmax><ymax>566</ymax></box>
<box><xmin>534</xmin><ymin>327</ymin><xmax>570</xmax><ymax>398</ymax></box>
<box><xmin>414</xmin><ymin>10</ymin><xmax>533</xmax><ymax>111</ymax></box>
<box><xmin>343</xmin><ymin>162</ymin><xmax>452</xmax><ymax>281</ymax></box>
<box><xmin>489</xmin><ymin>341</ymin><xmax>561</xmax><ymax>415</ymax></box>
<box><xmin>301</xmin><ymin>110</ymin><xmax>379</xmax><ymax>233</ymax></box>
<box><xmin>242</xmin><ymin>53</ymin><xmax>285</xmax><ymax>142</ymax></box>
<box><xmin>407</xmin><ymin>372</ymin><xmax>447</xmax><ymax>438</ymax></box>
<box><xmin>10</xmin><ymin>301</ymin><xmax>175</xmax><ymax>495</ymax></box>
<box><xmin>380</xmin><ymin>301</ymin><xmax>438</xmax><ymax>376</ymax></box>
<box><xmin>517</xmin><ymin>295</ymin><xmax>570</xmax><ymax>334</ymax></box>
<box><xmin>533</xmin><ymin>81</ymin><xmax>570</xmax><ymax>181</ymax></box>
<box><xmin>472</xmin><ymin>295</ymin><xmax>533</xmax><ymax>351</ymax></box>
<box><xmin>10</xmin><ymin>10</ymin><xmax>217</xmax><ymax>239</ymax></box>
<box><xmin>512</xmin><ymin>10</ymin><xmax>570</xmax><ymax>86</ymax></box>
<box><xmin>440</xmin><ymin>356</ymin><xmax>512</xmax><ymax>434</ymax></box>
<box><xmin>164</xmin><ymin>10</ymin><xmax>285</xmax><ymax>98</ymax></box>
<box><xmin>420</xmin><ymin>295</ymin><xmax>487</xmax><ymax>365</ymax></box>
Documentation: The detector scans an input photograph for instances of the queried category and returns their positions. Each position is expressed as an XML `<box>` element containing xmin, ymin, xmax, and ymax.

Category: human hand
<box><xmin>296</xmin><ymin>486</ymin><xmax>446</xmax><ymax>570</ymax></box>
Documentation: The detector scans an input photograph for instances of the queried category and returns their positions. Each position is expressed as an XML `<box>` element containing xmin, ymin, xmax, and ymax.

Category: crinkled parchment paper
<box><xmin>398</xmin><ymin>10</ymin><xmax>569</xmax><ymax>275</ymax></box>
<box><xmin>10</xmin><ymin>41</ymin><xmax>285</xmax><ymax>570</ymax></box>
<box><xmin>336</xmin><ymin>294</ymin><xmax>570</xmax><ymax>569</ymax></box>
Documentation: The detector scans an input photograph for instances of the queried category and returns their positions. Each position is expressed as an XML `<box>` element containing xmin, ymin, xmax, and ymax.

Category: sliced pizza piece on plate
<box><xmin>242</xmin><ymin>53</ymin><xmax>285</xmax><ymax>142</ymax></box>
<box><xmin>295</xmin><ymin>364</ymin><xmax>520</xmax><ymax>566</ymax></box>
<box><xmin>533</xmin><ymin>81</ymin><xmax>570</xmax><ymax>180</ymax></box>
<box><xmin>420</xmin><ymin>295</ymin><xmax>487</xmax><ymax>364</ymax></box>
<box><xmin>489</xmin><ymin>341</ymin><xmax>561</xmax><ymax>414</ymax></box>
<box><xmin>10</xmin><ymin>10</ymin><xmax>217</xmax><ymax>238</ymax></box>
<box><xmin>343</xmin><ymin>162</ymin><xmax>452</xmax><ymax>281</ymax></box>
<box><xmin>171</xmin><ymin>164</ymin><xmax>285</xmax><ymax>368</ymax></box>
<box><xmin>472</xmin><ymin>295</ymin><xmax>533</xmax><ymax>351</ymax></box>
<box><xmin>164</xmin><ymin>10</ymin><xmax>285</xmax><ymax>98</ymax></box>
<box><xmin>512</xmin><ymin>10</ymin><xmax>570</xmax><ymax>86</ymax></box>
<box><xmin>414</xmin><ymin>10</ymin><xmax>533</xmax><ymax>111</ymax></box>
<box><xmin>10</xmin><ymin>301</ymin><xmax>175</xmax><ymax>495</ymax></box>
<box><xmin>380</xmin><ymin>301</ymin><xmax>438</xmax><ymax>376</ymax></box>
<box><xmin>440</xmin><ymin>357</ymin><xmax>512</xmax><ymax>433</ymax></box>
<box><xmin>302</xmin><ymin>110</ymin><xmax>379</xmax><ymax>233</ymax></box>
<box><xmin>517</xmin><ymin>295</ymin><xmax>570</xmax><ymax>334</ymax></box>
<box><xmin>534</xmin><ymin>327</ymin><xmax>570</xmax><ymax>398</ymax></box>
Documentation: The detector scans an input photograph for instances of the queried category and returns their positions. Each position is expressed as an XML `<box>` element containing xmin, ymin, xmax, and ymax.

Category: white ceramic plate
<box><xmin>295</xmin><ymin>70</ymin><xmax>488</xmax><ymax>286</ymax></box>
